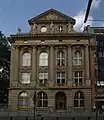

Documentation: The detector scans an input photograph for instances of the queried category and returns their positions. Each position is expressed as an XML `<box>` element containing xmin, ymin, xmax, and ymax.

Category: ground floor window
<box><xmin>55</xmin><ymin>92</ymin><xmax>66</xmax><ymax>110</ymax></box>
<box><xmin>18</xmin><ymin>92</ymin><xmax>29</xmax><ymax>109</ymax></box>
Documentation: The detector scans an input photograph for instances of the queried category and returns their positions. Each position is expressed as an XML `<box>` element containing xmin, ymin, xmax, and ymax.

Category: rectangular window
<box><xmin>21</xmin><ymin>73</ymin><xmax>30</xmax><ymax>84</ymax></box>
<box><xmin>73</xmin><ymin>71</ymin><xmax>83</xmax><ymax>85</ymax></box>
<box><xmin>39</xmin><ymin>73</ymin><xmax>48</xmax><ymax>85</ymax></box>
<box><xmin>56</xmin><ymin>72</ymin><xmax>65</xmax><ymax>85</ymax></box>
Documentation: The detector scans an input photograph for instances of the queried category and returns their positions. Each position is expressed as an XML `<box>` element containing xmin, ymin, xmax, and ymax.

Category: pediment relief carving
<box><xmin>28</xmin><ymin>9</ymin><xmax>76</xmax><ymax>25</ymax></box>
<box><xmin>38</xmin><ymin>12</ymin><xmax>65</xmax><ymax>21</ymax></box>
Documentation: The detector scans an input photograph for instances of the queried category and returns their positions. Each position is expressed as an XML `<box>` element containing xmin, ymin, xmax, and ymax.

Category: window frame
<box><xmin>58</xmin><ymin>26</ymin><xmax>64</xmax><ymax>32</ymax></box>
<box><xmin>39</xmin><ymin>72</ymin><xmax>48</xmax><ymax>85</ymax></box>
<box><xmin>74</xmin><ymin>91</ymin><xmax>84</xmax><ymax>107</ymax></box>
<box><xmin>56</xmin><ymin>51</ymin><xmax>65</xmax><ymax>66</ymax></box>
<box><xmin>18</xmin><ymin>92</ymin><xmax>29</xmax><ymax>109</ymax></box>
<box><xmin>37</xmin><ymin>92</ymin><xmax>48</xmax><ymax>108</ymax></box>
<box><xmin>73</xmin><ymin>50</ymin><xmax>82</xmax><ymax>66</ymax></box>
<box><xmin>56</xmin><ymin>72</ymin><xmax>66</xmax><ymax>85</ymax></box>
<box><xmin>22</xmin><ymin>52</ymin><xmax>31</xmax><ymax>66</ymax></box>
<box><xmin>39</xmin><ymin>52</ymin><xmax>48</xmax><ymax>67</ymax></box>
<box><xmin>21</xmin><ymin>72</ymin><xmax>31</xmax><ymax>84</ymax></box>
<box><xmin>73</xmin><ymin>71</ymin><xmax>83</xmax><ymax>85</ymax></box>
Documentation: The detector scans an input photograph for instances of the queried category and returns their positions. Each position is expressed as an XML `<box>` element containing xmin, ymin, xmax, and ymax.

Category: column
<box><xmin>85</xmin><ymin>45</ymin><xmax>90</xmax><ymax>80</ymax></box>
<box><xmin>10</xmin><ymin>45</ymin><xmax>16</xmax><ymax>83</ymax></box>
<box><xmin>49</xmin><ymin>46</ymin><xmax>54</xmax><ymax>86</ymax></box>
<box><xmin>68</xmin><ymin>46</ymin><xmax>72</xmax><ymax>85</ymax></box>
<box><xmin>31</xmin><ymin>45</ymin><xmax>37</xmax><ymax>86</ymax></box>
<box><xmin>15</xmin><ymin>45</ymin><xmax>19</xmax><ymax>82</ymax></box>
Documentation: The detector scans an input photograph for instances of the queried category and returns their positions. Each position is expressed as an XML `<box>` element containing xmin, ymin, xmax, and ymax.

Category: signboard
<box><xmin>96</xmin><ymin>35</ymin><xmax>104</xmax><ymax>81</ymax></box>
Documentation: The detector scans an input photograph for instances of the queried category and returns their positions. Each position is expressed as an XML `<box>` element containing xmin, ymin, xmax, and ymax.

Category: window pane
<box><xmin>57</xmin><ymin>51</ymin><xmax>65</xmax><ymax>66</ymax></box>
<box><xmin>62</xmin><ymin>79</ymin><xmax>65</xmax><ymax>84</ymax></box>
<box><xmin>75</xmin><ymin>78</ymin><xmax>78</xmax><ymax>84</ymax></box>
<box><xmin>37</xmin><ymin>100</ymin><xmax>42</xmax><ymax>107</ymax></box>
<box><xmin>22</xmin><ymin>73</ymin><xmax>30</xmax><ymax>84</ymax></box>
<box><xmin>79</xmin><ymin>78</ymin><xmax>82</xmax><ymax>84</ymax></box>
<box><xmin>56</xmin><ymin>72</ymin><xmax>65</xmax><ymax>84</ymax></box>
<box><xmin>80</xmin><ymin>100</ymin><xmax>84</xmax><ymax>107</ymax></box>
<box><xmin>79</xmin><ymin>72</ymin><xmax>82</xmax><ymax>77</ymax></box>
<box><xmin>37</xmin><ymin>92</ymin><xmax>48</xmax><ymax>107</ymax></box>
<box><xmin>74</xmin><ymin>100</ymin><xmax>78</xmax><ymax>107</ymax></box>
<box><xmin>57</xmin><ymin>79</ymin><xmax>60</xmax><ymax>83</ymax></box>
<box><xmin>73</xmin><ymin>51</ymin><xmax>82</xmax><ymax>66</ymax></box>
<box><xmin>39</xmin><ymin>73</ymin><xmax>48</xmax><ymax>85</ymax></box>
<box><xmin>39</xmin><ymin>52</ymin><xmax>48</xmax><ymax>66</ymax></box>
<box><xmin>22</xmin><ymin>52</ymin><xmax>31</xmax><ymax>66</ymax></box>
<box><xmin>75</xmin><ymin>72</ymin><xmax>78</xmax><ymax>77</ymax></box>
<box><xmin>43</xmin><ymin>100</ymin><xmax>48</xmax><ymax>107</ymax></box>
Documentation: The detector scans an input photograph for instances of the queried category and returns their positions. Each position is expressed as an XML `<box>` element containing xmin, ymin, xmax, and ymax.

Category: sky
<box><xmin>0</xmin><ymin>0</ymin><xmax>104</xmax><ymax>36</ymax></box>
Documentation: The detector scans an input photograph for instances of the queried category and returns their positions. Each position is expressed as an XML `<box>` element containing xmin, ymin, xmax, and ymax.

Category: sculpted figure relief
<box><xmin>33</xmin><ymin>23</ymin><xmax>37</xmax><ymax>33</ymax></box>
<box><xmin>50</xmin><ymin>22</ymin><xmax>54</xmax><ymax>33</ymax></box>
<box><xmin>67</xmin><ymin>22</ymin><xmax>74</xmax><ymax>32</ymax></box>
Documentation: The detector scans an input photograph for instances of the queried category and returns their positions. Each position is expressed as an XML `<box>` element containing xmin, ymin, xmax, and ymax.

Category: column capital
<box><xmin>32</xmin><ymin>45</ymin><xmax>37</xmax><ymax>48</ymax></box>
<box><xmin>14</xmin><ymin>45</ymin><xmax>20</xmax><ymax>49</ymax></box>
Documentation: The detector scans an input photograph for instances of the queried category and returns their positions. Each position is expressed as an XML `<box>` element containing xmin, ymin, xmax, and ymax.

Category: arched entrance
<box><xmin>55</xmin><ymin>91</ymin><xmax>66</xmax><ymax>110</ymax></box>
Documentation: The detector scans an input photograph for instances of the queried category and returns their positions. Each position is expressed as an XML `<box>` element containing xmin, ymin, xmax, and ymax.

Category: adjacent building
<box><xmin>9</xmin><ymin>9</ymin><xmax>94</xmax><ymax>116</ymax></box>
<box><xmin>87</xmin><ymin>26</ymin><xmax>104</xmax><ymax>110</ymax></box>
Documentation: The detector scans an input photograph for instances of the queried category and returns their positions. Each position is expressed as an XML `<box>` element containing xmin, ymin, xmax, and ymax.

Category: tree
<box><xmin>0</xmin><ymin>31</ymin><xmax>11</xmax><ymax>106</ymax></box>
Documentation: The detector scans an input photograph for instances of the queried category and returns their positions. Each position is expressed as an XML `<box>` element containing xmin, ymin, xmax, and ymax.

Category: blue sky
<box><xmin>0</xmin><ymin>0</ymin><xmax>104</xmax><ymax>36</ymax></box>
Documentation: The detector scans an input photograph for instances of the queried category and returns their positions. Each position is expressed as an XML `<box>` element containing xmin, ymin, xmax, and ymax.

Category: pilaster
<box><xmin>49</xmin><ymin>46</ymin><xmax>55</xmax><ymax>86</ymax></box>
<box><xmin>31</xmin><ymin>45</ymin><xmax>37</xmax><ymax>87</ymax></box>
<box><xmin>68</xmin><ymin>45</ymin><xmax>72</xmax><ymax>85</ymax></box>
<box><xmin>10</xmin><ymin>45</ymin><xmax>16</xmax><ymax>86</ymax></box>
<box><xmin>85</xmin><ymin>45</ymin><xmax>90</xmax><ymax>80</ymax></box>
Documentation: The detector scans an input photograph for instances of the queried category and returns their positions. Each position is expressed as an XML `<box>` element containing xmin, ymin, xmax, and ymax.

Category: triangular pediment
<box><xmin>28</xmin><ymin>9</ymin><xmax>76</xmax><ymax>25</ymax></box>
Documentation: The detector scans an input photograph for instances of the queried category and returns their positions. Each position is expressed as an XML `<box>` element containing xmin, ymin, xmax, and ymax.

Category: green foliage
<box><xmin>0</xmin><ymin>31</ymin><xmax>11</xmax><ymax>61</ymax></box>
<box><xmin>0</xmin><ymin>31</ymin><xmax>10</xmax><ymax>104</ymax></box>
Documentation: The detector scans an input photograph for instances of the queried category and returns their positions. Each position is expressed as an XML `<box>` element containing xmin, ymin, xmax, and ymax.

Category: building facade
<box><xmin>87</xmin><ymin>26</ymin><xmax>104</xmax><ymax>110</ymax></box>
<box><xmin>9</xmin><ymin>9</ymin><xmax>94</xmax><ymax>116</ymax></box>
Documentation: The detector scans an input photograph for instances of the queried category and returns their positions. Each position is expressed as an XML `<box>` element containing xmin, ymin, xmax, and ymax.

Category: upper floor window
<box><xmin>39</xmin><ymin>73</ymin><xmax>48</xmax><ymax>85</ymax></box>
<box><xmin>56</xmin><ymin>51</ymin><xmax>65</xmax><ymax>66</ymax></box>
<box><xmin>74</xmin><ymin>91</ymin><xmax>84</xmax><ymax>107</ymax></box>
<box><xmin>37</xmin><ymin>91</ymin><xmax>48</xmax><ymax>107</ymax></box>
<box><xmin>58</xmin><ymin>26</ymin><xmax>64</xmax><ymax>32</ymax></box>
<box><xmin>73</xmin><ymin>50</ymin><xmax>82</xmax><ymax>66</ymax></box>
<box><xmin>22</xmin><ymin>52</ymin><xmax>31</xmax><ymax>66</ymax></box>
<box><xmin>21</xmin><ymin>73</ymin><xmax>30</xmax><ymax>84</ymax></box>
<box><xmin>73</xmin><ymin>71</ymin><xmax>83</xmax><ymax>86</ymax></box>
<box><xmin>56</xmin><ymin>72</ymin><xmax>65</xmax><ymax>85</ymax></box>
<box><xmin>39</xmin><ymin>52</ymin><xmax>48</xmax><ymax>66</ymax></box>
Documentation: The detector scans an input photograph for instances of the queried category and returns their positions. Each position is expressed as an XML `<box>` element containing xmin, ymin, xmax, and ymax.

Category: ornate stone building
<box><xmin>9</xmin><ymin>9</ymin><xmax>94</xmax><ymax>116</ymax></box>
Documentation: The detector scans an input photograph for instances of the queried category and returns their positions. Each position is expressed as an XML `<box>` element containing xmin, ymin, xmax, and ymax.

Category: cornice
<box><xmin>10</xmin><ymin>33</ymin><xmax>92</xmax><ymax>40</ymax></box>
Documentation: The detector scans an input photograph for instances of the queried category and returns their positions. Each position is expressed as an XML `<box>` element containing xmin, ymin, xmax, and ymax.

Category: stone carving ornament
<box><xmin>47</xmin><ymin>13</ymin><xmax>57</xmax><ymax>20</ymax></box>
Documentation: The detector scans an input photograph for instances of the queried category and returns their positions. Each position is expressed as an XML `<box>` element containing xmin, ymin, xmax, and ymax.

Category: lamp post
<box><xmin>33</xmin><ymin>92</ymin><xmax>37</xmax><ymax>120</ymax></box>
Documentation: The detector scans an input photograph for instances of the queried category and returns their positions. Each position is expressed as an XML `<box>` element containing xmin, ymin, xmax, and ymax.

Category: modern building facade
<box><xmin>87</xmin><ymin>26</ymin><xmax>104</xmax><ymax>110</ymax></box>
<box><xmin>9</xmin><ymin>9</ymin><xmax>95</xmax><ymax>116</ymax></box>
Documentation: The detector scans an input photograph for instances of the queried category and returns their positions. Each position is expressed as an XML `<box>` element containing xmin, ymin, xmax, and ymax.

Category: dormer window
<box><xmin>58</xmin><ymin>26</ymin><xmax>63</xmax><ymax>32</ymax></box>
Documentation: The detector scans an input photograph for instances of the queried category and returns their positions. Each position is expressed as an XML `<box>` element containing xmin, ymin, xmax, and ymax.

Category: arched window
<box><xmin>22</xmin><ymin>52</ymin><xmax>31</xmax><ymax>66</ymax></box>
<box><xmin>73</xmin><ymin>50</ymin><xmax>82</xmax><ymax>66</ymax></box>
<box><xmin>55</xmin><ymin>92</ymin><xmax>66</xmax><ymax>110</ymax></box>
<box><xmin>74</xmin><ymin>91</ymin><xmax>84</xmax><ymax>107</ymax></box>
<box><xmin>39</xmin><ymin>52</ymin><xmax>48</xmax><ymax>66</ymax></box>
<box><xmin>37</xmin><ymin>92</ymin><xmax>48</xmax><ymax>107</ymax></box>
<box><xmin>56</xmin><ymin>51</ymin><xmax>65</xmax><ymax>66</ymax></box>
<box><xmin>18</xmin><ymin>92</ymin><xmax>29</xmax><ymax>109</ymax></box>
